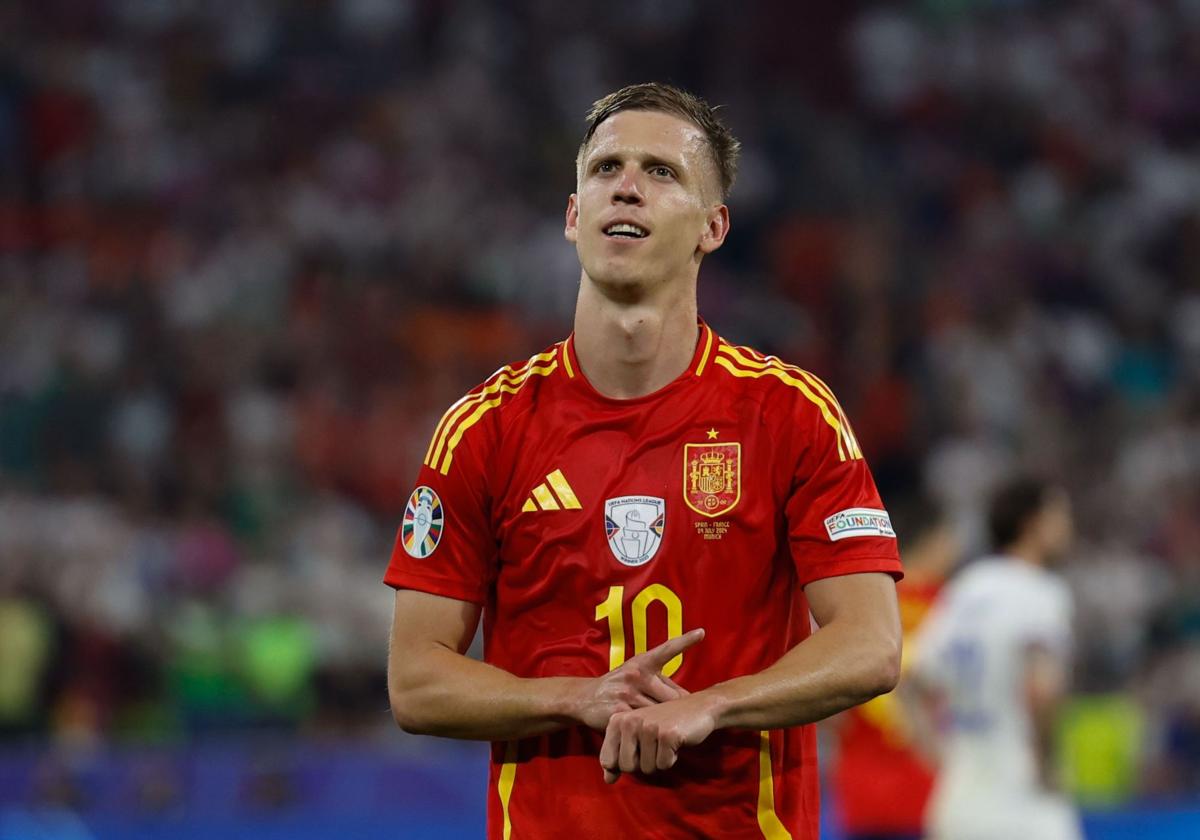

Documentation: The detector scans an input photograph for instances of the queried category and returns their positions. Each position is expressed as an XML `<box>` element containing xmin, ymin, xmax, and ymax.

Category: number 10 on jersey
<box><xmin>595</xmin><ymin>584</ymin><xmax>684</xmax><ymax>676</ymax></box>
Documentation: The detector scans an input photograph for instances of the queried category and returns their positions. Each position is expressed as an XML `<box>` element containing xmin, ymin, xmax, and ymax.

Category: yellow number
<box><xmin>595</xmin><ymin>583</ymin><xmax>684</xmax><ymax>677</ymax></box>
<box><xmin>594</xmin><ymin>585</ymin><xmax>625</xmax><ymax>672</ymax></box>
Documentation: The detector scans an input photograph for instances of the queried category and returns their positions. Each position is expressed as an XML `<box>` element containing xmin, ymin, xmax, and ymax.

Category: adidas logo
<box><xmin>521</xmin><ymin>469</ymin><xmax>582</xmax><ymax>512</ymax></box>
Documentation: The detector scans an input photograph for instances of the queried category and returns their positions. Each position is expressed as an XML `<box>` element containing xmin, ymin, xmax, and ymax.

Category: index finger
<box><xmin>641</xmin><ymin>628</ymin><xmax>705</xmax><ymax>669</ymax></box>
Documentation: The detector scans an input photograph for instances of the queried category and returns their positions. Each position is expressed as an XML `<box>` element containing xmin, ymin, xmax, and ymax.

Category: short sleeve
<box><xmin>784</xmin><ymin>386</ymin><xmax>903</xmax><ymax>588</ymax></box>
<box><xmin>384</xmin><ymin>417</ymin><xmax>497</xmax><ymax>605</ymax></box>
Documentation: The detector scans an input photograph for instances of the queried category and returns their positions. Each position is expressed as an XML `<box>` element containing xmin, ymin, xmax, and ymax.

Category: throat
<box><xmin>573</xmin><ymin>285</ymin><xmax>700</xmax><ymax>399</ymax></box>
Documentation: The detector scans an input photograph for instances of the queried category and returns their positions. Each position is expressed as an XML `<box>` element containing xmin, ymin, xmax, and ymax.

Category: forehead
<box><xmin>584</xmin><ymin>109</ymin><xmax>711</xmax><ymax>167</ymax></box>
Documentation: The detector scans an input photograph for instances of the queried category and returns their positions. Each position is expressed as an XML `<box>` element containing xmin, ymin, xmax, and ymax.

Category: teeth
<box><xmin>605</xmin><ymin>223</ymin><xmax>647</xmax><ymax>238</ymax></box>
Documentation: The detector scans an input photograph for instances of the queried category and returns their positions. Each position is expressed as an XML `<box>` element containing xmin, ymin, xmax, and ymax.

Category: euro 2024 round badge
<box><xmin>402</xmin><ymin>486</ymin><xmax>443</xmax><ymax>558</ymax></box>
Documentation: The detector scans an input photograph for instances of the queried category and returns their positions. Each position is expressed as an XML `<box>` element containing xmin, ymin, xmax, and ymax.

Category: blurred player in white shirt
<box><xmin>908</xmin><ymin>476</ymin><xmax>1082</xmax><ymax>840</ymax></box>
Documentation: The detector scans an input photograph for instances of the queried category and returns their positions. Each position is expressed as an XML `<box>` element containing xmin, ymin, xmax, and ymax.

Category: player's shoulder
<box><xmin>710</xmin><ymin>337</ymin><xmax>832</xmax><ymax>402</ymax></box>
<box><xmin>936</xmin><ymin>557</ymin><xmax>1019</xmax><ymax>614</ymax></box>
<box><xmin>420</xmin><ymin>341</ymin><xmax>566</xmax><ymax>477</ymax></box>
<box><xmin>709</xmin><ymin>335</ymin><xmax>864</xmax><ymax>456</ymax></box>
<box><xmin>1011</xmin><ymin>562</ymin><xmax>1072</xmax><ymax>615</ymax></box>
<box><xmin>950</xmin><ymin>557</ymin><xmax>1070</xmax><ymax>620</ymax></box>
<box><xmin>987</xmin><ymin>557</ymin><xmax>1068</xmax><ymax>600</ymax></box>
<box><xmin>462</xmin><ymin>343</ymin><xmax>564</xmax><ymax>403</ymax></box>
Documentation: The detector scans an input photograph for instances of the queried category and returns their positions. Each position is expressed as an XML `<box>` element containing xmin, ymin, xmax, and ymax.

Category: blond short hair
<box><xmin>577</xmin><ymin>82</ymin><xmax>741</xmax><ymax>201</ymax></box>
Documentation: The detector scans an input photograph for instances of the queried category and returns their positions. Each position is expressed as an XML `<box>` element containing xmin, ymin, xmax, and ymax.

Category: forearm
<box><xmin>700</xmin><ymin>619</ymin><xmax>900</xmax><ymax>731</ymax></box>
<box><xmin>390</xmin><ymin>643</ymin><xmax>583</xmax><ymax>740</ymax></box>
<box><xmin>897</xmin><ymin>675</ymin><xmax>943</xmax><ymax>767</ymax></box>
<box><xmin>1028</xmin><ymin>682</ymin><xmax>1062</xmax><ymax>790</ymax></box>
<box><xmin>1026</xmin><ymin>647</ymin><xmax>1066</xmax><ymax>790</ymax></box>
<box><xmin>1031</xmin><ymin>701</ymin><xmax>1057</xmax><ymax>788</ymax></box>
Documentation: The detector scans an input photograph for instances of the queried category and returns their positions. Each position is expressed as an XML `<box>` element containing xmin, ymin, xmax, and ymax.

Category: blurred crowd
<box><xmin>1</xmin><ymin>0</ymin><xmax>1199</xmax><ymax>804</ymax></box>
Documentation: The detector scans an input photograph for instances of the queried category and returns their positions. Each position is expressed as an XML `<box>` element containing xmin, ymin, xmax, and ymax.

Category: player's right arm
<box><xmin>387</xmin><ymin>589</ymin><xmax>702</xmax><ymax>740</ymax></box>
<box><xmin>896</xmin><ymin>659</ymin><xmax>946</xmax><ymax>769</ymax></box>
<box><xmin>387</xmin><ymin>380</ymin><xmax>698</xmax><ymax>740</ymax></box>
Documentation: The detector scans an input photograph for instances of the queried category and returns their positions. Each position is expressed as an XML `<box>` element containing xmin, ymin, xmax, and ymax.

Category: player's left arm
<box><xmin>600</xmin><ymin>376</ymin><xmax>903</xmax><ymax>782</ymax></box>
<box><xmin>705</xmin><ymin>571</ymin><xmax>902</xmax><ymax>726</ymax></box>
<box><xmin>1025</xmin><ymin>640</ymin><xmax>1069</xmax><ymax>791</ymax></box>
<box><xmin>600</xmin><ymin>572</ymin><xmax>900</xmax><ymax>782</ymax></box>
<box><xmin>896</xmin><ymin>609</ymin><xmax>951</xmax><ymax>768</ymax></box>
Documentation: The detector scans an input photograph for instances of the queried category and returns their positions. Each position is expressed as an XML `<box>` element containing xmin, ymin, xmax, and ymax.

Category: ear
<box><xmin>564</xmin><ymin>194</ymin><xmax>579</xmax><ymax>243</ymax></box>
<box><xmin>697</xmin><ymin>204</ymin><xmax>730</xmax><ymax>256</ymax></box>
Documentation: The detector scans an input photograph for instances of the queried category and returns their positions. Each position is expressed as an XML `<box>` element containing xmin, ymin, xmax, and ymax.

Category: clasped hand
<box><xmin>573</xmin><ymin>627</ymin><xmax>717</xmax><ymax>784</ymax></box>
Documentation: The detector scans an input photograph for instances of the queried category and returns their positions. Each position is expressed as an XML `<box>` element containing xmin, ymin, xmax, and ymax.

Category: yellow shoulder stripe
<box><xmin>694</xmin><ymin>324</ymin><xmax>715</xmax><ymax>376</ymax></box>
<box><xmin>719</xmin><ymin>344</ymin><xmax>855</xmax><ymax>425</ymax></box>
<box><xmin>722</xmin><ymin>346</ymin><xmax>861</xmax><ymax>460</ymax></box>
<box><xmin>714</xmin><ymin>354</ymin><xmax>848</xmax><ymax>461</ymax></box>
<box><xmin>715</xmin><ymin>345</ymin><xmax>862</xmax><ymax>461</ymax></box>
<box><xmin>423</xmin><ymin>364</ymin><xmax>530</xmax><ymax>467</ymax></box>
<box><xmin>424</xmin><ymin>349</ymin><xmax>558</xmax><ymax>474</ymax></box>
<box><xmin>434</xmin><ymin>361</ymin><xmax>557</xmax><ymax>475</ymax></box>
<box><xmin>790</xmin><ymin>367</ymin><xmax>862</xmax><ymax>459</ymax></box>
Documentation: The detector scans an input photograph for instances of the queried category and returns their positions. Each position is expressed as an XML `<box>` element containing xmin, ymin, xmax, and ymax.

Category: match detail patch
<box><xmin>824</xmin><ymin>508</ymin><xmax>895</xmax><ymax>542</ymax></box>
<box><xmin>402</xmin><ymin>486</ymin><xmax>444</xmax><ymax>558</ymax></box>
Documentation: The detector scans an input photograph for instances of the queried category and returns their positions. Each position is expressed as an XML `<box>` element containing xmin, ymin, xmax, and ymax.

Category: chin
<box><xmin>587</xmin><ymin>261</ymin><xmax>656</xmax><ymax>292</ymax></box>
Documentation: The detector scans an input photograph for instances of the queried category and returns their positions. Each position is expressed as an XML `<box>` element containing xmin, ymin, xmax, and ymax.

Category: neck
<box><xmin>572</xmin><ymin>272</ymin><xmax>699</xmax><ymax>399</ymax></box>
<box><xmin>1004</xmin><ymin>539</ymin><xmax>1044</xmax><ymax>568</ymax></box>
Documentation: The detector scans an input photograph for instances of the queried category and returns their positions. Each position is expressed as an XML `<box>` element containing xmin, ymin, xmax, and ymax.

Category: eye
<box><xmin>651</xmin><ymin>165</ymin><xmax>675</xmax><ymax>179</ymax></box>
<box><xmin>596</xmin><ymin>160</ymin><xmax>617</xmax><ymax>174</ymax></box>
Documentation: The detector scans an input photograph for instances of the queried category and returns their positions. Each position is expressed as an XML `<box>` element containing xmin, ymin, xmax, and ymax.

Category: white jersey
<box><xmin>912</xmin><ymin>555</ymin><xmax>1081</xmax><ymax>840</ymax></box>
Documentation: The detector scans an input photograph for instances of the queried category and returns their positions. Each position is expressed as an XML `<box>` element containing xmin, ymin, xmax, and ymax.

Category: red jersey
<box><xmin>833</xmin><ymin>579</ymin><xmax>941</xmax><ymax>836</ymax></box>
<box><xmin>386</xmin><ymin>322</ymin><xmax>902</xmax><ymax>839</ymax></box>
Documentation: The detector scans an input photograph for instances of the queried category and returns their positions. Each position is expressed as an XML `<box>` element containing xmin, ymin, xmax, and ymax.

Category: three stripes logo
<box><xmin>522</xmin><ymin>469</ymin><xmax>582</xmax><ymax>512</ymax></box>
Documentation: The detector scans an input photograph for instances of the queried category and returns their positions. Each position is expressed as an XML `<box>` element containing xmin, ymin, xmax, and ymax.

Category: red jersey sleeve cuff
<box><xmin>797</xmin><ymin>556</ymin><xmax>904</xmax><ymax>589</ymax></box>
<box><xmin>382</xmin><ymin>569</ymin><xmax>489</xmax><ymax>605</ymax></box>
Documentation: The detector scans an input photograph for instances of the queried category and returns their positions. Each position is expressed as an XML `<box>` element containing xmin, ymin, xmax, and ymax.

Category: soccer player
<box><xmin>831</xmin><ymin>495</ymin><xmax>958</xmax><ymax>840</ymax></box>
<box><xmin>908</xmin><ymin>477</ymin><xmax>1081</xmax><ymax>840</ymax></box>
<box><xmin>385</xmin><ymin>82</ymin><xmax>903</xmax><ymax>839</ymax></box>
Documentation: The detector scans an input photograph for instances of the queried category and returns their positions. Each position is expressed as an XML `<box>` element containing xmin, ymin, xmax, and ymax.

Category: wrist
<box><xmin>548</xmin><ymin>676</ymin><xmax>590</xmax><ymax>725</ymax></box>
<box><xmin>694</xmin><ymin>684</ymin><xmax>736</xmax><ymax>730</ymax></box>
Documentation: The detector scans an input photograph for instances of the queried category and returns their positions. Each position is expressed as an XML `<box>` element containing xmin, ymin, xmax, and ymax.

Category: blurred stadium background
<box><xmin>1</xmin><ymin>1</ymin><xmax>1199</xmax><ymax>838</ymax></box>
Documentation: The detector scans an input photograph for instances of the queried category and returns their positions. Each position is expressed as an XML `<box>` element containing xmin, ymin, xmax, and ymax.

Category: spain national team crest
<box><xmin>604</xmin><ymin>496</ymin><xmax>666</xmax><ymax>567</ymax></box>
<box><xmin>684</xmin><ymin>443</ymin><xmax>741</xmax><ymax>518</ymax></box>
<box><xmin>402</xmin><ymin>486</ymin><xmax>443</xmax><ymax>558</ymax></box>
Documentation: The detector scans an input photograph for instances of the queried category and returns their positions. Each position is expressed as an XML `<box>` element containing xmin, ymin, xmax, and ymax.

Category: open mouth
<box><xmin>603</xmin><ymin>223</ymin><xmax>649</xmax><ymax>239</ymax></box>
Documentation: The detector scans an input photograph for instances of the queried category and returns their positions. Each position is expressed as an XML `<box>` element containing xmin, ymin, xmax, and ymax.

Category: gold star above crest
<box><xmin>706</xmin><ymin>428</ymin><xmax>719</xmax><ymax>440</ymax></box>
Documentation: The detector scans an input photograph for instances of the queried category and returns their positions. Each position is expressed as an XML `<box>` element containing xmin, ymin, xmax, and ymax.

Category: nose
<box><xmin>612</xmin><ymin>169</ymin><xmax>644</xmax><ymax>205</ymax></box>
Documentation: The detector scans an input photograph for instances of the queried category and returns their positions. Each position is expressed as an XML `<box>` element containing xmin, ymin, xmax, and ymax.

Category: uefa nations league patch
<box><xmin>605</xmin><ymin>496</ymin><xmax>666</xmax><ymax>566</ymax></box>
<box><xmin>402</xmin><ymin>486</ymin><xmax>444</xmax><ymax>558</ymax></box>
<box><xmin>824</xmin><ymin>508</ymin><xmax>895</xmax><ymax>542</ymax></box>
